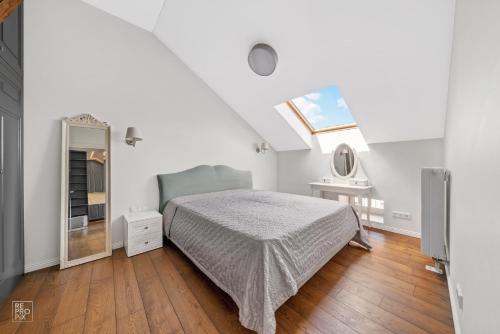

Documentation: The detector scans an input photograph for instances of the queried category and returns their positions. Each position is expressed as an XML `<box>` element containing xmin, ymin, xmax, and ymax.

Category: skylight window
<box><xmin>287</xmin><ymin>85</ymin><xmax>357</xmax><ymax>134</ymax></box>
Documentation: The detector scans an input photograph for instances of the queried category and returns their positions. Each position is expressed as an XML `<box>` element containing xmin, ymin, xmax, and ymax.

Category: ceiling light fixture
<box><xmin>248</xmin><ymin>43</ymin><xmax>278</xmax><ymax>76</ymax></box>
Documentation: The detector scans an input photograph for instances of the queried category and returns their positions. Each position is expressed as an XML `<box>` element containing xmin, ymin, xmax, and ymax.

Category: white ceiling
<box><xmin>81</xmin><ymin>0</ymin><xmax>456</xmax><ymax>151</ymax></box>
<box><xmin>81</xmin><ymin>0</ymin><xmax>165</xmax><ymax>31</ymax></box>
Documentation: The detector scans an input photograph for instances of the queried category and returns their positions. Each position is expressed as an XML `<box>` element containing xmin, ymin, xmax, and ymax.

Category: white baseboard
<box><xmin>24</xmin><ymin>240</ymin><xmax>125</xmax><ymax>273</ymax></box>
<box><xmin>362</xmin><ymin>221</ymin><xmax>421</xmax><ymax>238</ymax></box>
<box><xmin>24</xmin><ymin>257</ymin><xmax>59</xmax><ymax>273</ymax></box>
<box><xmin>445</xmin><ymin>264</ymin><xmax>462</xmax><ymax>334</ymax></box>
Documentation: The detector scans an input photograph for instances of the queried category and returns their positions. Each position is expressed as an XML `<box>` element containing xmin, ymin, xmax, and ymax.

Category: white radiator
<box><xmin>421</xmin><ymin>167</ymin><xmax>449</xmax><ymax>262</ymax></box>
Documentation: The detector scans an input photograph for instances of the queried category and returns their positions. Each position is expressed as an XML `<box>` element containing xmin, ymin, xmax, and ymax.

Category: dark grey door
<box><xmin>0</xmin><ymin>5</ymin><xmax>23</xmax><ymax>303</ymax></box>
<box><xmin>0</xmin><ymin>6</ymin><xmax>22</xmax><ymax>76</ymax></box>
<box><xmin>0</xmin><ymin>111</ymin><xmax>23</xmax><ymax>301</ymax></box>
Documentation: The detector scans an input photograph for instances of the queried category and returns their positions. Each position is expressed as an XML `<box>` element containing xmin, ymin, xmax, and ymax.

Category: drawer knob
<box><xmin>144</xmin><ymin>226</ymin><xmax>149</xmax><ymax>230</ymax></box>
<box><xmin>144</xmin><ymin>241</ymin><xmax>149</xmax><ymax>245</ymax></box>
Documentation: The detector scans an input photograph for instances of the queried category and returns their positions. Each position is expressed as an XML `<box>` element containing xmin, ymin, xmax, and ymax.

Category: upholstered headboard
<box><xmin>157</xmin><ymin>165</ymin><xmax>253</xmax><ymax>212</ymax></box>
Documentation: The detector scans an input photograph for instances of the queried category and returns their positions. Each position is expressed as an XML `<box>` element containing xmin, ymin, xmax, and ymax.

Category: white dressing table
<box><xmin>309</xmin><ymin>182</ymin><xmax>374</xmax><ymax>223</ymax></box>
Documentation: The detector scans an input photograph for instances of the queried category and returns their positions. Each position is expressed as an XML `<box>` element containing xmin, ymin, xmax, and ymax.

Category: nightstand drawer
<box><xmin>129</xmin><ymin>228</ymin><xmax>161</xmax><ymax>244</ymax></box>
<box><xmin>129</xmin><ymin>218</ymin><xmax>162</xmax><ymax>237</ymax></box>
<box><xmin>127</xmin><ymin>234</ymin><xmax>162</xmax><ymax>257</ymax></box>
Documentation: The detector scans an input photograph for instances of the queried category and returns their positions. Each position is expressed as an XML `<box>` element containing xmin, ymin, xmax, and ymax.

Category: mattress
<box><xmin>163</xmin><ymin>189</ymin><xmax>370</xmax><ymax>334</ymax></box>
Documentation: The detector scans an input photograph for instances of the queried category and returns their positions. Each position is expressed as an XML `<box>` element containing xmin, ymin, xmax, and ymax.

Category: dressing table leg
<box><xmin>357</xmin><ymin>195</ymin><xmax>364</xmax><ymax>221</ymax></box>
<box><xmin>367</xmin><ymin>194</ymin><xmax>372</xmax><ymax>224</ymax></box>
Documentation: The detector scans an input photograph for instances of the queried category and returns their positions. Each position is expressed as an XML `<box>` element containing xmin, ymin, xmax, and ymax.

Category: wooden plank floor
<box><xmin>68</xmin><ymin>221</ymin><xmax>106</xmax><ymax>261</ymax></box>
<box><xmin>0</xmin><ymin>228</ymin><xmax>454</xmax><ymax>333</ymax></box>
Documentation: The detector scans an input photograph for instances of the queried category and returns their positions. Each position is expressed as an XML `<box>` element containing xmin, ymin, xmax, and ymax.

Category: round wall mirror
<box><xmin>330</xmin><ymin>143</ymin><xmax>358</xmax><ymax>179</ymax></box>
<box><xmin>248</xmin><ymin>43</ymin><xmax>278</xmax><ymax>76</ymax></box>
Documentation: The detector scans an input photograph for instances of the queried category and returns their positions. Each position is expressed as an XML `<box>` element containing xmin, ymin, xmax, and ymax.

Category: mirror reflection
<box><xmin>332</xmin><ymin>143</ymin><xmax>356</xmax><ymax>177</ymax></box>
<box><xmin>67</xmin><ymin>127</ymin><xmax>107</xmax><ymax>261</ymax></box>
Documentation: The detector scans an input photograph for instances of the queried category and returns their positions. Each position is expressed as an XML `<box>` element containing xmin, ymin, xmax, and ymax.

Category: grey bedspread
<box><xmin>163</xmin><ymin>189</ymin><xmax>370</xmax><ymax>334</ymax></box>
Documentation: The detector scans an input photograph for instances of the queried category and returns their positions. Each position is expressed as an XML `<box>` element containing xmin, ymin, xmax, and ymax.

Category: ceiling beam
<box><xmin>0</xmin><ymin>0</ymin><xmax>21</xmax><ymax>23</ymax></box>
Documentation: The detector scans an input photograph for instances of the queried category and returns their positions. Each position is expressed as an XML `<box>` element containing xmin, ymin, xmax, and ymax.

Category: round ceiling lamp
<box><xmin>248</xmin><ymin>43</ymin><xmax>278</xmax><ymax>76</ymax></box>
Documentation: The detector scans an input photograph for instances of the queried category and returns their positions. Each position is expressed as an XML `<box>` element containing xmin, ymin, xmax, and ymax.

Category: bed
<box><xmin>158</xmin><ymin>165</ymin><xmax>371</xmax><ymax>334</ymax></box>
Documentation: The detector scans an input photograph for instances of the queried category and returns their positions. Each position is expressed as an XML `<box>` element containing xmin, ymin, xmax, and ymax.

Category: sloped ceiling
<box><xmin>81</xmin><ymin>0</ymin><xmax>165</xmax><ymax>31</ymax></box>
<box><xmin>80</xmin><ymin>0</ymin><xmax>455</xmax><ymax>151</ymax></box>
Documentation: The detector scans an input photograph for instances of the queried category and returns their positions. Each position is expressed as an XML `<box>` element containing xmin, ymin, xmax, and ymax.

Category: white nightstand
<box><xmin>123</xmin><ymin>210</ymin><xmax>163</xmax><ymax>257</ymax></box>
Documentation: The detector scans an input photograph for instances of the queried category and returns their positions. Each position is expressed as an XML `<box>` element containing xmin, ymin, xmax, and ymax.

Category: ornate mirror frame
<box><xmin>330</xmin><ymin>143</ymin><xmax>359</xmax><ymax>179</ymax></box>
<box><xmin>60</xmin><ymin>114</ymin><xmax>111</xmax><ymax>269</ymax></box>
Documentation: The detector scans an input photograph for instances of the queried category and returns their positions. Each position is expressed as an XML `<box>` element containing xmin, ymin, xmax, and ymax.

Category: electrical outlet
<box><xmin>392</xmin><ymin>211</ymin><xmax>411</xmax><ymax>220</ymax></box>
<box><xmin>456</xmin><ymin>284</ymin><xmax>463</xmax><ymax>310</ymax></box>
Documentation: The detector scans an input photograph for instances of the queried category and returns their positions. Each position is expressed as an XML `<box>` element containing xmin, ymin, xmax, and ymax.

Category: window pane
<box><xmin>291</xmin><ymin>85</ymin><xmax>356</xmax><ymax>131</ymax></box>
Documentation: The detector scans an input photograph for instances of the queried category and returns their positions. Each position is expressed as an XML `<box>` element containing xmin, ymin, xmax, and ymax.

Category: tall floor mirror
<box><xmin>60</xmin><ymin>114</ymin><xmax>111</xmax><ymax>269</ymax></box>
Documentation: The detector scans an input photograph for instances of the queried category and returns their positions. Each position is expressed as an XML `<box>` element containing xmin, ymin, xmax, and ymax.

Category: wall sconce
<box><xmin>125</xmin><ymin>127</ymin><xmax>143</xmax><ymax>147</ymax></box>
<box><xmin>256</xmin><ymin>142</ymin><xmax>271</xmax><ymax>154</ymax></box>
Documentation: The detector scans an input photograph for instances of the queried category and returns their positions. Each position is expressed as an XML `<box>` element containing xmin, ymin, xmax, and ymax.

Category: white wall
<box><xmin>278</xmin><ymin>138</ymin><xmax>443</xmax><ymax>236</ymax></box>
<box><xmin>444</xmin><ymin>0</ymin><xmax>500</xmax><ymax>332</ymax></box>
<box><xmin>24</xmin><ymin>0</ymin><xmax>277</xmax><ymax>271</ymax></box>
